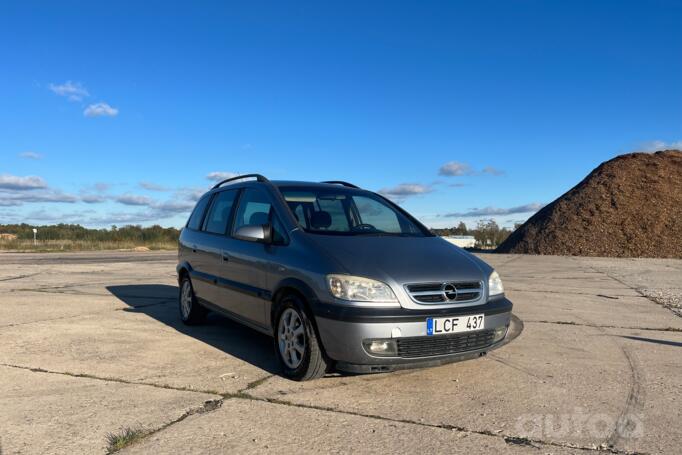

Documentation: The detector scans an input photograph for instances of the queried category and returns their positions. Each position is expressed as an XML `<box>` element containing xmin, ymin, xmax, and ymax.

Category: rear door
<box><xmin>195</xmin><ymin>189</ymin><xmax>239</xmax><ymax>306</ymax></box>
<box><xmin>180</xmin><ymin>194</ymin><xmax>213</xmax><ymax>300</ymax></box>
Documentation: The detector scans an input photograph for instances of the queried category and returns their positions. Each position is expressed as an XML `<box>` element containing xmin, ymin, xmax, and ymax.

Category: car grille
<box><xmin>396</xmin><ymin>329</ymin><xmax>495</xmax><ymax>358</ymax></box>
<box><xmin>405</xmin><ymin>281</ymin><xmax>482</xmax><ymax>304</ymax></box>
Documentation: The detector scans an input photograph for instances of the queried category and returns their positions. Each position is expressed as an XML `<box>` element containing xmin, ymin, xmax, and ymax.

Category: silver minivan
<box><xmin>177</xmin><ymin>175</ymin><xmax>512</xmax><ymax>380</ymax></box>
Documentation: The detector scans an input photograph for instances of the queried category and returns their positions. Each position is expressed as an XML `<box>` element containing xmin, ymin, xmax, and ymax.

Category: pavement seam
<box><xmin>576</xmin><ymin>259</ymin><xmax>682</xmax><ymax>319</ymax></box>
<box><xmin>524</xmin><ymin>320</ymin><xmax>682</xmax><ymax>333</ymax></box>
<box><xmin>0</xmin><ymin>360</ymin><xmax>647</xmax><ymax>455</ymax></box>
<box><xmin>0</xmin><ymin>363</ymin><xmax>223</xmax><ymax>397</ymax></box>
<box><xmin>106</xmin><ymin>398</ymin><xmax>226</xmax><ymax>454</ymax></box>
<box><xmin>0</xmin><ymin>300</ymin><xmax>174</xmax><ymax>329</ymax></box>
<box><xmin>506</xmin><ymin>288</ymin><xmax>645</xmax><ymax>298</ymax></box>
<box><xmin>230</xmin><ymin>394</ymin><xmax>646</xmax><ymax>455</ymax></box>
<box><xmin>0</xmin><ymin>272</ymin><xmax>42</xmax><ymax>282</ymax></box>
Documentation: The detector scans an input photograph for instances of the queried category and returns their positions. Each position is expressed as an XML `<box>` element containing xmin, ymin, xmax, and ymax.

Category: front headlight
<box><xmin>327</xmin><ymin>274</ymin><xmax>398</xmax><ymax>303</ymax></box>
<box><xmin>488</xmin><ymin>271</ymin><xmax>505</xmax><ymax>296</ymax></box>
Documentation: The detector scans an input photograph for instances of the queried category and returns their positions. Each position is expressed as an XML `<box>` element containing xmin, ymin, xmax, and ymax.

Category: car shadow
<box><xmin>620</xmin><ymin>335</ymin><xmax>682</xmax><ymax>348</ymax></box>
<box><xmin>106</xmin><ymin>284</ymin><xmax>281</xmax><ymax>374</ymax></box>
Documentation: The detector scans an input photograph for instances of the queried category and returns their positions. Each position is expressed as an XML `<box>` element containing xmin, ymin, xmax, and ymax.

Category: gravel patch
<box><xmin>640</xmin><ymin>288</ymin><xmax>682</xmax><ymax>317</ymax></box>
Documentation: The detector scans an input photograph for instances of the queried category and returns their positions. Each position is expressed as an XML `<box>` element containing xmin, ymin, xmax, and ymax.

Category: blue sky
<box><xmin>1</xmin><ymin>0</ymin><xmax>681</xmax><ymax>229</ymax></box>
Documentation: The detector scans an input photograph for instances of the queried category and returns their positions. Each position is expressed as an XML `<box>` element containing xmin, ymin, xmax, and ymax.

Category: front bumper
<box><xmin>314</xmin><ymin>296</ymin><xmax>513</xmax><ymax>373</ymax></box>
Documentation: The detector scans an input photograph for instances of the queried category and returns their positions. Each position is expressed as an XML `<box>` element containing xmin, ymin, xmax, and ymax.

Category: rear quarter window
<box><xmin>186</xmin><ymin>195</ymin><xmax>210</xmax><ymax>230</ymax></box>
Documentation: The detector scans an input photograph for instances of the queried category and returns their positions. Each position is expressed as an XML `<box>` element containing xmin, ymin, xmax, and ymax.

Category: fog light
<box><xmin>362</xmin><ymin>339</ymin><xmax>398</xmax><ymax>356</ymax></box>
<box><xmin>493</xmin><ymin>325</ymin><xmax>508</xmax><ymax>343</ymax></box>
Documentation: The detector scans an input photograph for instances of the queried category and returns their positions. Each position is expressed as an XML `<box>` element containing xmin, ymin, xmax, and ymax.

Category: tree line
<box><xmin>0</xmin><ymin>223</ymin><xmax>180</xmax><ymax>243</ymax></box>
<box><xmin>0</xmin><ymin>220</ymin><xmax>519</xmax><ymax>249</ymax></box>
<box><xmin>431</xmin><ymin>219</ymin><xmax>520</xmax><ymax>248</ymax></box>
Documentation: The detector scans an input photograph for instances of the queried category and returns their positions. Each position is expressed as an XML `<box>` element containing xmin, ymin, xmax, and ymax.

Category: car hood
<box><xmin>307</xmin><ymin>234</ymin><xmax>491</xmax><ymax>285</ymax></box>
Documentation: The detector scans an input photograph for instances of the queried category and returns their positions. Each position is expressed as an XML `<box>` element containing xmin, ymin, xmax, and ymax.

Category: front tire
<box><xmin>274</xmin><ymin>295</ymin><xmax>329</xmax><ymax>381</ymax></box>
<box><xmin>179</xmin><ymin>276</ymin><xmax>207</xmax><ymax>325</ymax></box>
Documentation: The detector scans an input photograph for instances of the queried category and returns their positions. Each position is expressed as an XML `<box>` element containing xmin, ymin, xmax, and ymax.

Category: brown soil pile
<box><xmin>497</xmin><ymin>150</ymin><xmax>682</xmax><ymax>258</ymax></box>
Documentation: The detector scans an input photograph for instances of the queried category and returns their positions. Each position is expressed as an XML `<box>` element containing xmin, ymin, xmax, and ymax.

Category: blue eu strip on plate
<box><xmin>426</xmin><ymin>318</ymin><xmax>434</xmax><ymax>336</ymax></box>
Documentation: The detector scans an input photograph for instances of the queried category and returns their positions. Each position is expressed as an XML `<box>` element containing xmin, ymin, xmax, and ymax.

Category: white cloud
<box><xmin>0</xmin><ymin>174</ymin><xmax>48</xmax><ymax>190</ymax></box>
<box><xmin>84</xmin><ymin>102</ymin><xmax>119</xmax><ymax>118</ymax></box>
<box><xmin>206</xmin><ymin>171</ymin><xmax>239</xmax><ymax>181</ymax></box>
<box><xmin>0</xmin><ymin>189</ymin><xmax>78</xmax><ymax>205</ymax></box>
<box><xmin>154</xmin><ymin>200</ymin><xmax>196</xmax><ymax>214</ymax></box>
<box><xmin>49</xmin><ymin>81</ymin><xmax>89</xmax><ymax>101</ymax></box>
<box><xmin>139</xmin><ymin>181</ymin><xmax>169</xmax><ymax>192</ymax></box>
<box><xmin>114</xmin><ymin>194</ymin><xmax>154</xmax><ymax>206</ymax></box>
<box><xmin>637</xmin><ymin>140</ymin><xmax>682</xmax><ymax>152</ymax></box>
<box><xmin>174</xmin><ymin>187</ymin><xmax>206</xmax><ymax>202</ymax></box>
<box><xmin>481</xmin><ymin>166</ymin><xmax>505</xmax><ymax>176</ymax></box>
<box><xmin>81</xmin><ymin>194</ymin><xmax>107</xmax><ymax>203</ymax></box>
<box><xmin>442</xmin><ymin>203</ymin><xmax>544</xmax><ymax>217</ymax></box>
<box><xmin>438</xmin><ymin>161</ymin><xmax>474</xmax><ymax>176</ymax></box>
<box><xmin>438</xmin><ymin>162</ymin><xmax>505</xmax><ymax>177</ymax></box>
<box><xmin>378</xmin><ymin>183</ymin><xmax>432</xmax><ymax>197</ymax></box>
<box><xmin>19</xmin><ymin>151</ymin><xmax>44</xmax><ymax>160</ymax></box>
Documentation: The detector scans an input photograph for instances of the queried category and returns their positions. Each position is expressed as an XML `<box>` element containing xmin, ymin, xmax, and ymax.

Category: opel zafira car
<box><xmin>177</xmin><ymin>174</ymin><xmax>512</xmax><ymax>380</ymax></box>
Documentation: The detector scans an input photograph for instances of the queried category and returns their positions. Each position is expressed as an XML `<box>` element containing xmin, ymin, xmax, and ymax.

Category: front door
<box><xmin>217</xmin><ymin>187</ymin><xmax>288</xmax><ymax>327</ymax></box>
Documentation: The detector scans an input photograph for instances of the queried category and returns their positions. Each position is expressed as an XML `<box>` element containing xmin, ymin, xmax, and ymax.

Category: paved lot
<box><xmin>1</xmin><ymin>251</ymin><xmax>681</xmax><ymax>454</ymax></box>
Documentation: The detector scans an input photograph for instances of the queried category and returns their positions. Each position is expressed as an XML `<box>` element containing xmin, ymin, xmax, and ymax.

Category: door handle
<box><xmin>221</xmin><ymin>251</ymin><xmax>230</xmax><ymax>263</ymax></box>
<box><xmin>191</xmin><ymin>244</ymin><xmax>197</xmax><ymax>253</ymax></box>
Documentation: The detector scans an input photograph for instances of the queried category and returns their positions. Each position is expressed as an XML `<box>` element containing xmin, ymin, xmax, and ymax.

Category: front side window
<box><xmin>202</xmin><ymin>190</ymin><xmax>238</xmax><ymax>234</ymax></box>
<box><xmin>233</xmin><ymin>188</ymin><xmax>288</xmax><ymax>244</ymax></box>
<box><xmin>280</xmin><ymin>187</ymin><xmax>427</xmax><ymax>236</ymax></box>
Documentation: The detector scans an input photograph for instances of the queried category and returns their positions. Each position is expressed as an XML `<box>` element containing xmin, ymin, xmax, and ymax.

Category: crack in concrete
<box><xmin>107</xmin><ymin>398</ymin><xmax>226</xmax><ymax>453</ymax></box>
<box><xmin>0</xmin><ymin>300</ymin><xmax>174</xmax><ymax>329</ymax></box>
<box><xmin>577</xmin><ymin>260</ymin><xmax>682</xmax><ymax>320</ymax></box>
<box><xmin>0</xmin><ymin>363</ymin><xmax>223</xmax><ymax>397</ymax></box>
<box><xmin>0</xmin><ymin>312</ymin><xmax>105</xmax><ymax>329</ymax></box>
<box><xmin>233</xmin><ymin>395</ymin><xmax>647</xmax><ymax>455</ymax></box>
<box><xmin>524</xmin><ymin>319</ymin><xmax>682</xmax><ymax>333</ymax></box>
<box><xmin>506</xmin><ymin>288</ymin><xmax>645</xmax><ymax>298</ymax></box>
<box><xmin>0</xmin><ymin>272</ymin><xmax>42</xmax><ymax>282</ymax></box>
<box><xmin>1</xmin><ymin>362</ymin><xmax>647</xmax><ymax>455</ymax></box>
<box><xmin>236</xmin><ymin>374</ymin><xmax>275</xmax><ymax>394</ymax></box>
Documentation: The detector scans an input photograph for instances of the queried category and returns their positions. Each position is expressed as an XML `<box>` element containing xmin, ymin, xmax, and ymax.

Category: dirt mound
<box><xmin>497</xmin><ymin>150</ymin><xmax>682</xmax><ymax>258</ymax></box>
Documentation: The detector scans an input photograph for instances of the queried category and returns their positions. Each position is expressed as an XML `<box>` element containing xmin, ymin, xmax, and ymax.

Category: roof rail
<box><xmin>320</xmin><ymin>180</ymin><xmax>360</xmax><ymax>189</ymax></box>
<box><xmin>211</xmin><ymin>174</ymin><xmax>269</xmax><ymax>189</ymax></box>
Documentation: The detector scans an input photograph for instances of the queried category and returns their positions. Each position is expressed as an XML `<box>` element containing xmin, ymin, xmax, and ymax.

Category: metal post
<box><xmin>32</xmin><ymin>228</ymin><xmax>37</xmax><ymax>246</ymax></box>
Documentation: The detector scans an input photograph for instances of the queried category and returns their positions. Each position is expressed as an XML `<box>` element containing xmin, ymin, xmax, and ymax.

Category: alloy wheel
<box><xmin>278</xmin><ymin>308</ymin><xmax>306</xmax><ymax>369</ymax></box>
<box><xmin>180</xmin><ymin>280</ymin><xmax>193</xmax><ymax>319</ymax></box>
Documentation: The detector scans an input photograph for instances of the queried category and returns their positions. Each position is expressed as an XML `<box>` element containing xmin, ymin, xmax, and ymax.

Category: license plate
<box><xmin>427</xmin><ymin>314</ymin><xmax>484</xmax><ymax>336</ymax></box>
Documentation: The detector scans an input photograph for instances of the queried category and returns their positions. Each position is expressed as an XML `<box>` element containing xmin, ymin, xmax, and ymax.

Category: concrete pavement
<box><xmin>0</xmin><ymin>251</ymin><xmax>680</xmax><ymax>454</ymax></box>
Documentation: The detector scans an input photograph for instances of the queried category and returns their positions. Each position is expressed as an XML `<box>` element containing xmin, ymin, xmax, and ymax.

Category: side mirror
<box><xmin>234</xmin><ymin>224</ymin><xmax>272</xmax><ymax>243</ymax></box>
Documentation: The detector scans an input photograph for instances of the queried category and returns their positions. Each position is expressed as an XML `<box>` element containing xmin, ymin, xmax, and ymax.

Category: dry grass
<box><xmin>105</xmin><ymin>426</ymin><xmax>147</xmax><ymax>453</ymax></box>
<box><xmin>0</xmin><ymin>239</ymin><xmax>177</xmax><ymax>252</ymax></box>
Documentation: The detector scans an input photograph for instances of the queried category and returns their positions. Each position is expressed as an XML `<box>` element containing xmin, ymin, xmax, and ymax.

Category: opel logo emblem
<box><xmin>441</xmin><ymin>283</ymin><xmax>458</xmax><ymax>301</ymax></box>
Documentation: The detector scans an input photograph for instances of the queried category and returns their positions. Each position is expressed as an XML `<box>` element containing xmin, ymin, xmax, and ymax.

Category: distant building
<box><xmin>442</xmin><ymin>235</ymin><xmax>476</xmax><ymax>248</ymax></box>
<box><xmin>0</xmin><ymin>233</ymin><xmax>18</xmax><ymax>240</ymax></box>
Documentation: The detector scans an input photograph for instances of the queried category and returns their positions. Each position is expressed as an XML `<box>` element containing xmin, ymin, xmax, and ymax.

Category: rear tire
<box><xmin>274</xmin><ymin>295</ymin><xmax>329</xmax><ymax>381</ymax></box>
<box><xmin>179</xmin><ymin>276</ymin><xmax>207</xmax><ymax>325</ymax></box>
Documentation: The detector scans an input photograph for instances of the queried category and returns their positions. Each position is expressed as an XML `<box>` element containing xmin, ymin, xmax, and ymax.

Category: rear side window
<box><xmin>186</xmin><ymin>195</ymin><xmax>210</xmax><ymax>230</ymax></box>
<box><xmin>202</xmin><ymin>190</ymin><xmax>238</xmax><ymax>234</ymax></box>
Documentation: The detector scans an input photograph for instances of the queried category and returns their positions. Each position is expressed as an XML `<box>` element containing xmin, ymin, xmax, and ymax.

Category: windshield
<box><xmin>280</xmin><ymin>187</ymin><xmax>428</xmax><ymax>236</ymax></box>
